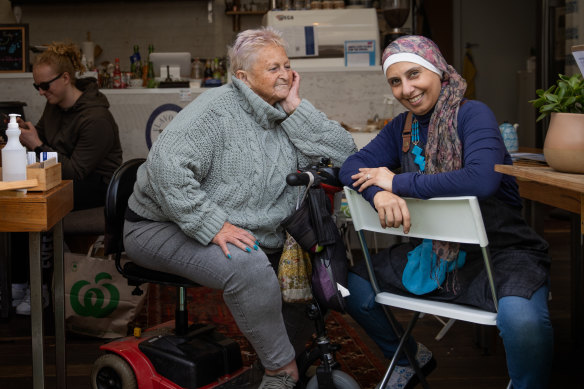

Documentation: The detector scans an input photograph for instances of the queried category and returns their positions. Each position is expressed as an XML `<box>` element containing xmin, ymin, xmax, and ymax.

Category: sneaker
<box><xmin>257</xmin><ymin>372</ymin><xmax>297</xmax><ymax>389</ymax></box>
<box><xmin>377</xmin><ymin>343</ymin><xmax>437</xmax><ymax>389</ymax></box>
<box><xmin>15</xmin><ymin>285</ymin><xmax>50</xmax><ymax>315</ymax></box>
<box><xmin>11</xmin><ymin>283</ymin><xmax>27</xmax><ymax>308</ymax></box>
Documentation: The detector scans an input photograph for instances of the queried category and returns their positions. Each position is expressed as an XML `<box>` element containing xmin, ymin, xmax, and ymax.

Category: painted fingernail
<box><xmin>253</xmin><ymin>244</ymin><xmax>258</xmax><ymax>250</ymax></box>
<box><xmin>226</xmin><ymin>253</ymin><xmax>232</xmax><ymax>259</ymax></box>
<box><xmin>255</xmin><ymin>240</ymin><xmax>259</xmax><ymax>245</ymax></box>
<box><xmin>246</xmin><ymin>247</ymin><xmax>251</xmax><ymax>253</ymax></box>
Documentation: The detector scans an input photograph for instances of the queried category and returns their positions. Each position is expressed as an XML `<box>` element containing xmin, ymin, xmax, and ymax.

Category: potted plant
<box><xmin>530</xmin><ymin>73</ymin><xmax>584</xmax><ymax>173</ymax></box>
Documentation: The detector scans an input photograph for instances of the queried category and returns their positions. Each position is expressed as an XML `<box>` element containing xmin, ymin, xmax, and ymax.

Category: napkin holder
<box><xmin>0</xmin><ymin>159</ymin><xmax>61</xmax><ymax>192</ymax></box>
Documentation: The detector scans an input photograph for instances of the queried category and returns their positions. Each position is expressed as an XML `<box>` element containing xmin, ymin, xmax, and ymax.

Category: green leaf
<box><xmin>530</xmin><ymin>73</ymin><xmax>584</xmax><ymax>115</ymax></box>
<box><xmin>546</xmin><ymin>93</ymin><xmax>559</xmax><ymax>103</ymax></box>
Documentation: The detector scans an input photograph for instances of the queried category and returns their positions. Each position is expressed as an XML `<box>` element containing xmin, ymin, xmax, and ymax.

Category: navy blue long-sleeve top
<box><xmin>339</xmin><ymin>100</ymin><xmax>522</xmax><ymax>208</ymax></box>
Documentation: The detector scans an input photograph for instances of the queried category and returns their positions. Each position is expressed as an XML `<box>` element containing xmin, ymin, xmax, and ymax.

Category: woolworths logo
<box><xmin>70</xmin><ymin>272</ymin><xmax>120</xmax><ymax>317</ymax></box>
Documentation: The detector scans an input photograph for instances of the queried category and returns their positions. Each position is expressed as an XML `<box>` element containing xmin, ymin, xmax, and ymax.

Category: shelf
<box><xmin>225</xmin><ymin>10</ymin><xmax>267</xmax><ymax>31</ymax></box>
<box><xmin>225</xmin><ymin>11</ymin><xmax>267</xmax><ymax>15</ymax></box>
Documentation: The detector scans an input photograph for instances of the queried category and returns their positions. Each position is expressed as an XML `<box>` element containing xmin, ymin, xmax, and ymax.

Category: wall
<box><xmin>454</xmin><ymin>0</ymin><xmax>537</xmax><ymax>125</ymax></box>
<box><xmin>0</xmin><ymin>0</ymin><xmax>262</xmax><ymax>70</ymax></box>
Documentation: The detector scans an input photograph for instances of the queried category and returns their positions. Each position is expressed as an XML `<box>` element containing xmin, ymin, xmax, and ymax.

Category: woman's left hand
<box><xmin>280</xmin><ymin>70</ymin><xmax>301</xmax><ymax>115</ymax></box>
<box><xmin>352</xmin><ymin>167</ymin><xmax>395</xmax><ymax>192</ymax></box>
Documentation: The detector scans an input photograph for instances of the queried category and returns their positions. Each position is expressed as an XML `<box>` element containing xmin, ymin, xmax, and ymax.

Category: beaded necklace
<box><xmin>411</xmin><ymin>119</ymin><xmax>425</xmax><ymax>172</ymax></box>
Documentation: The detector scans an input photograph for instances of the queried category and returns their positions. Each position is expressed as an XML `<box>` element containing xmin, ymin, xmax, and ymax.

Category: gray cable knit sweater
<box><xmin>128</xmin><ymin>78</ymin><xmax>357</xmax><ymax>249</ymax></box>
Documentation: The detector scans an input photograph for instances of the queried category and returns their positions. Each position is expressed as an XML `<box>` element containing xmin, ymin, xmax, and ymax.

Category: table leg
<box><xmin>29</xmin><ymin>231</ymin><xmax>45</xmax><ymax>389</ymax></box>
<box><xmin>570</xmin><ymin>214</ymin><xmax>584</xmax><ymax>349</ymax></box>
<box><xmin>0</xmin><ymin>232</ymin><xmax>10</xmax><ymax>318</ymax></box>
<box><xmin>53</xmin><ymin>220</ymin><xmax>67</xmax><ymax>388</ymax></box>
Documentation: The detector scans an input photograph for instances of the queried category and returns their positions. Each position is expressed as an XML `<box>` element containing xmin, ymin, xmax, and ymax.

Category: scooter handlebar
<box><xmin>286</xmin><ymin>172</ymin><xmax>313</xmax><ymax>187</ymax></box>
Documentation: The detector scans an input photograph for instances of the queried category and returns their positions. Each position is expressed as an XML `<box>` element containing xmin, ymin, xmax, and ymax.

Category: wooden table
<box><xmin>0</xmin><ymin>181</ymin><xmax>74</xmax><ymax>389</ymax></box>
<box><xmin>495</xmin><ymin>164</ymin><xmax>584</xmax><ymax>348</ymax></box>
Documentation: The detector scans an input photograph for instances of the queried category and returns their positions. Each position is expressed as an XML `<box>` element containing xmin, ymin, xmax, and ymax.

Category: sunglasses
<box><xmin>33</xmin><ymin>73</ymin><xmax>63</xmax><ymax>91</ymax></box>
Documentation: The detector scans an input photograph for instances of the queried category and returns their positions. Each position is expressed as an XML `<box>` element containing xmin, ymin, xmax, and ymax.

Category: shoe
<box><xmin>257</xmin><ymin>372</ymin><xmax>297</xmax><ymax>389</ymax></box>
<box><xmin>377</xmin><ymin>343</ymin><xmax>437</xmax><ymax>389</ymax></box>
<box><xmin>11</xmin><ymin>283</ymin><xmax>27</xmax><ymax>308</ymax></box>
<box><xmin>15</xmin><ymin>285</ymin><xmax>50</xmax><ymax>315</ymax></box>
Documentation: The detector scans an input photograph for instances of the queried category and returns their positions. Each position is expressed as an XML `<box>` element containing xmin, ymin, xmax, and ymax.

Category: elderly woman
<box><xmin>339</xmin><ymin>36</ymin><xmax>552</xmax><ymax>389</ymax></box>
<box><xmin>124</xmin><ymin>27</ymin><xmax>356</xmax><ymax>389</ymax></box>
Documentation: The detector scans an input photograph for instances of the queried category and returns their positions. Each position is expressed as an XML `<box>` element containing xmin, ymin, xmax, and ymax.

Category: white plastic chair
<box><xmin>343</xmin><ymin>187</ymin><xmax>499</xmax><ymax>388</ymax></box>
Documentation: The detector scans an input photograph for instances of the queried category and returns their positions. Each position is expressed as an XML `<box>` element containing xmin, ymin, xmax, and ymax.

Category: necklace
<box><xmin>411</xmin><ymin>119</ymin><xmax>425</xmax><ymax>172</ymax></box>
<box><xmin>412</xmin><ymin>119</ymin><xmax>420</xmax><ymax>145</ymax></box>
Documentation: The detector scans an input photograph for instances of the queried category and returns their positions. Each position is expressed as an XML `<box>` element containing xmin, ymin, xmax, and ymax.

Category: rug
<box><xmin>133</xmin><ymin>284</ymin><xmax>385</xmax><ymax>389</ymax></box>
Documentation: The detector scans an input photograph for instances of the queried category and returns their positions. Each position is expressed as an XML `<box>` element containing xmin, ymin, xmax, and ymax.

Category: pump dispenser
<box><xmin>2</xmin><ymin>114</ymin><xmax>27</xmax><ymax>191</ymax></box>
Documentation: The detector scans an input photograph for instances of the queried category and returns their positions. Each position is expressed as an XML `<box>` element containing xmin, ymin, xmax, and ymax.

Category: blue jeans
<box><xmin>346</xmin><ymin>272</ymin><xmax>553</xmax><ymax>389</ymax></box>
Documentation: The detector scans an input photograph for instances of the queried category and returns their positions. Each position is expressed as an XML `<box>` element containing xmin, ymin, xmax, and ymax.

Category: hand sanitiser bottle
<box><xmin>2</xmin><ymin>113</ymin><xmax>27</xmax><ymax>192</ymax></box>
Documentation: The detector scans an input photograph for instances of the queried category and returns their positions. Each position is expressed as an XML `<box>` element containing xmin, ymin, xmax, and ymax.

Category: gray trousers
<box><xmin>123</xmin><ymin>219</ymin><xmax>312</xmax><ymax>370</ymax></box>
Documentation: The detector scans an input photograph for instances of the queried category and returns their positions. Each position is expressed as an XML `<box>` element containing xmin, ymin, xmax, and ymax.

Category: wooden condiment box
<box><xmin>0</xmin><ymin>162</ymin><xmax>62</xmax><ymax>192</ymax></box>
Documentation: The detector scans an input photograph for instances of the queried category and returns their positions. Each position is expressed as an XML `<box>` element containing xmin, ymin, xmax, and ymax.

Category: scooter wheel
<box><xmin>306</xmin><ymin>370</ymin><xmax>361</xmax><ymax>389</ymax></box>
<box><xmin>91</xmin><ymin>353</ymin><xmax>138</xmax><ymax>389</ymax></box>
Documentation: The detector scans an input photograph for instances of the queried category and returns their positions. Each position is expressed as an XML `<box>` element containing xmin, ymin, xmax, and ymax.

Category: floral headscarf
<box><xmin>381</xmin><ymin>35</ymin><xmax>467</xmax><ymax>175</ymax></box>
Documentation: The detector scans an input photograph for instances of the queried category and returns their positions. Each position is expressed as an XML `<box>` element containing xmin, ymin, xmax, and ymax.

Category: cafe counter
<box><xmin>1</xmin><ymin>71</ymin><xmax>391</xmax><ymax>160</ymax></box>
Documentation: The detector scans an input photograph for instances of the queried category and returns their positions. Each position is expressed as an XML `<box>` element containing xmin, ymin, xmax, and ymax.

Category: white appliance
<box><xmin>263</xmin><ymin>9</ymin><xmax>380</xmax><ymax>70</ymax></box>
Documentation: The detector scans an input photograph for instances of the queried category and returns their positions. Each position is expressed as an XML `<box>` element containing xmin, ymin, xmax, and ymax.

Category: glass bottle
<box><xmin>112</xmin><ymin>58</ymin><xmax>123</xmax><ymax>89</ymax></box>
<box><xmin>130</xmin><ymin>44</ymin><xmax>142</xmax><ymax>79</ymax></box>
<box><xmin>191</xmin><ymin>58</ymin><xmax>203</xmax><ymax>80</ymax></box>
<box><xmin>212</xmin><ymin>58</ymin><xmax>222</xmax><ymax>80</ymax></box>
<box><xmin>203</xmin><ymin>59</ymin><xmax>213</xmax><ymax>81</ymax></box>
<box><xmin>146</xmin><ymin>44</ymin><xmax>156</xmax><ymax>88</ymax></box>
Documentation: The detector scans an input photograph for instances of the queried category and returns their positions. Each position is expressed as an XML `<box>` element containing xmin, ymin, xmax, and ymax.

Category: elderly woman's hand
<box><xmin>373</xmin><ymin>191</ymin><xmax>411</xmax><ymax>233</ymax></box>
<box><xmin>280</xmin><ymin>70</ymin><xmax>302</xmax><ymax>115</ymax></box>
<box><xmin>212</xmin><ymin>221</ymin><xmax>259</xmax><ymax>259</ymax></box>
<box><xmin>352</xmin><ymin>167</ymin><xmax>395</xmax><ymax>193</ymax></box>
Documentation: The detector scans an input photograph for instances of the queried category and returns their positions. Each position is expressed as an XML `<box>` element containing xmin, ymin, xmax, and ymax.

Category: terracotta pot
<box><xmin>543</xmin><ymin>112</ymin><xmax>584</xmax><ymax>174</ymax></box>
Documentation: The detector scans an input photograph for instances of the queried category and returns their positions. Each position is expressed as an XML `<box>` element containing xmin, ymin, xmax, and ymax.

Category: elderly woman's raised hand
<box><xmin>212</xmin><ymin>221</ymin><xmax>259</xmax><ymax>259</ymax></box>
<box><xmin>280</xmin><ymin>70</ymin><xmax>302</xmax><ymax>115</ymax></box>
<box><xmin>372</xmin><ymin>191</ymin><xmax>411</xmax><ymax>233</ymax></box>
<box><xmin>352</xmin><ymin>167</ymin><xmax>395</xmax><ymax>193</ymax></box>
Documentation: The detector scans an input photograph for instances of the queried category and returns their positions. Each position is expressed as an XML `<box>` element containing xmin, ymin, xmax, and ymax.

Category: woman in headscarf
<box><xmin>339</xmin><ymin>35</ymin><xmax>552</xmax><ymax>389</ymax></box>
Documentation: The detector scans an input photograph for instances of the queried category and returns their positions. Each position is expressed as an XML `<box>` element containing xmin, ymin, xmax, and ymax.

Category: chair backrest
<box><xmin>344</xmin><ymin>187</ymin><xmax>498</xmax><ymax>311</ymax></box>
<box><xmin>343</xmin><ymin>187</ymin><xmax>489</xmax><ymax>247</ymax></box>
<box><xmin>104</xmin><ymin>158</ymin><xmax>146</xmax><ymax>256</ymax></box>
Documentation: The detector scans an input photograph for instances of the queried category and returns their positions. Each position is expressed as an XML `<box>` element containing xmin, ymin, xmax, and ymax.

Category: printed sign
<box><xmin>344</xmin><ymin>40</ymin><xmax>376</xmax><ymax>67</ymax></box>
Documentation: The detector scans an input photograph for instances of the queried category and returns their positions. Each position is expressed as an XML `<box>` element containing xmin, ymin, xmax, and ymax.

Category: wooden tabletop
<box><xmin>0</xmin><ymin>180</ymin><xmax>73</xmax><ymax>232</ymax></box>
<box><xmin>495</xmin><ymin>164</ymin><xmax>584</xmax><ymax>194</ymax></box>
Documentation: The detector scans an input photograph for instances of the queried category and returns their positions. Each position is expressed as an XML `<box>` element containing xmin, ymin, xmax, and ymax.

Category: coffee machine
<box><xmin>380</xmin><ymin>0</ymin><xmax>412</xmax><ymax>48</ymax></box>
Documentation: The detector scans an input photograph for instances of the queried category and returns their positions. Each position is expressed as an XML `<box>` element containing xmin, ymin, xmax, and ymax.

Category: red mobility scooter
<box><xmin>90</xmin><ymin>158</ymin><xmax>360</xmax><ymax>389</ymax></box>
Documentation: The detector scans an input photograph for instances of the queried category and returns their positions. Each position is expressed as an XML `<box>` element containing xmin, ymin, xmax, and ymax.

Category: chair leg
<box><xmin>379</xmin><ymin>310</ymin><xmax>431</xmax><ymax>389</ymax></box>
<box><xmin>435</xmin><ymin>318</ymin><xmax>456</xmax><ymax>341</ymax></box>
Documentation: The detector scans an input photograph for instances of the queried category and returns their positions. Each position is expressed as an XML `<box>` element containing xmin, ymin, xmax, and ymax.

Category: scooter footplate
<box><xmin>139</xmin><ymin>328</ymin><xmax>243</xmax><ymax>389</ymax></box>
